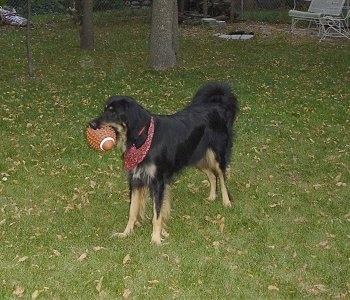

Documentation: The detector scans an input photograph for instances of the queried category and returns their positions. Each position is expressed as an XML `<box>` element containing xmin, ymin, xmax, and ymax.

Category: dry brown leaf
<box><xmin>99</xmin><ymin>290</ymin><xmax>107</xmax><ymax>300</ymax></box>
<box><xmin>313</xmin><ymin>183</ymin><xmax>322</xmax><ymax>190</ymax></box>
<box><xmin>269</xmin><ymin>201</ymin><xmax>284</xmax><ymax>208</ymax></box>
<box><xmin>268</xmin><ymin>285</ymin><xmax>279</xmax><ymax>291</ymax></box>
<box><xmin>162</xmin><ymin>253</ymin><xmax>170</xmax><ymax>261</ymax></box>
<box><xmin>123</xmin><ymin>254</ymin><xmax>131</xmax><ymax>265</ymax></box>
<box><xmin>93</xmin><ymin>246</ymin><xmax>105</xmax><ymax>252</ymax></box>
<box><xmin>31</xmin><ymin>290</ymin><xmax>40</xmax><ymax>299</ymax></box>
<box><xmin>318</xmin><ymin>240</ymin><xmax>330</xmax><ymax>249</ymax></box>
<box><xmin>96</xmin><ymin>276</ymin><xmax>103</xmax><ymax>292</ymax></box>
<box><xmin>18</xmin><ymin>256</ymin><xmax>29</xmax><ymax>263</ymax></box>
<box><xmin>148</xmin><ymin>279</ymin><xmax>159</xmax><ymax>284</ymax></box>
<box><xmin>335</xmin><ymin>173</ymin><xmax>342</xmax><ymax>182</ymax></box>
<box><xmin>123</xmin><ymin>288</ymin><xmax>131</xmax><ymax>299</ymax></box>
<box><xmin>13</xmin><ymin>285</ymin><xmax>25</xmax><ymax>297</ymax></box>
<box><xmin>213</xmin><ymin>241</ymin><xmax>220</xmax><ymax>249</ymax></box>
<box><xmin>90</xmin><ymin>180</ymin><xmax>97</xmax><ymax>189</ymax></box>
<box><xmin>77</xmin><ymin>252</ymin><xmax>88</xmax><ymax>261</ymax></box>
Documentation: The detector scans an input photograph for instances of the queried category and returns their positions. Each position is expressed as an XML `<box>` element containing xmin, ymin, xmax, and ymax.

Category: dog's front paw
<box><xmin>112</xmin><ymin>229</ymin><xmax>133</xmax><ymax>239</ymax></box>
<box><xmin>150</xmin><ymin>229</ymin><xmax>169</xmax><ymax>245</ymax></box>
<box><xmin>151</xmin><ymin>235</ymin><xmax>162</xmax><ymax>245</ymax></box>
<box><xmin>207</xmin><ymin>194</ymin><xmax>216</xmax><ymax>201</ymax></box>
<box><xmin>223</xmin><ymin>200</ymin><xmax>232</xmax><ymax>208</ymax></box>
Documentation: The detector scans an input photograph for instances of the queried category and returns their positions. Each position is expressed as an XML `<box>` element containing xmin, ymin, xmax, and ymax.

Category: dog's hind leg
<box><xmin>114</xmin><ymin>186</ymin><xmax>146</xmax><ymax>238</ymax></box>
<box><xmin>216</xmin><ymin>166</ymin><xmax>231</xmax><ymax>207</ymax></box>
<box><xmin>151</xmin><ymin>183</ymin><xmax>170</xmax><ymax>245</ymax></box>
<box><xmin>199</xmin><ymin>168</ymin><xmax>217</xmax><ymax>201</ymax></box>
<box><xmin>196</xmin><ymin>151</ymin><xmax>218</xmax><ymax>201</ymax></box>
<box><xmin>199</xmin><ymin>149</ymin><xmax>231</xmax><ymax>207</ymax></box>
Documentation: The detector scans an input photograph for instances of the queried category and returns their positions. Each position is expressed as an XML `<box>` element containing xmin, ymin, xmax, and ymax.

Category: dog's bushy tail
<box><xmin>192</xmin><ymin>82</ymin><xmax>239</xmax><ymax>170</ymax></box>
<box><xmin>191</xmin><ymin>82</ymin><xmax>238</xmax><ymax>122</ymax></box>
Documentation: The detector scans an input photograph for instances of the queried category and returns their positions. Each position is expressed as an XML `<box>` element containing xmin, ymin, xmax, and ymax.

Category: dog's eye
<box><xmin>105</xmin><ymin>106</ymin><xmax>114</xmax><ymax>111</ymax></box>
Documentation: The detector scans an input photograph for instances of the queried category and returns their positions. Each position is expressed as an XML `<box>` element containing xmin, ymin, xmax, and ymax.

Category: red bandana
<box><xmin>124</xmin><ymin>117</ymin><xmax>155</xmax><ymax>171</ymax></box>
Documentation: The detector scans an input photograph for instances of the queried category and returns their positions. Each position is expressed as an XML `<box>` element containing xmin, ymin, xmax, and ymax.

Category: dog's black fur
<box><xmin>89</xmin><ymin>82</ymin><xmax>238</xmax><ymax>244</ymax></box>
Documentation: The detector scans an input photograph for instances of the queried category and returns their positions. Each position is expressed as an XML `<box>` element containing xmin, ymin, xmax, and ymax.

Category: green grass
<box><xmin>1</xmin><ymin>15</ymin><xmax>349</xmax><ymax>299</ymax></box>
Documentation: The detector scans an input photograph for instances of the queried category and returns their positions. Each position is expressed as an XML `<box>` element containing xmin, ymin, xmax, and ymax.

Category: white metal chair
<box><xmin>289</xmin><ymin>0</ymin><xmax>348</xmax><ymax>39</ymax></box>
<box><xmin>320</xmin><ymin>6</ymin><xmax>350</xmax><ymax>39</ymax></box>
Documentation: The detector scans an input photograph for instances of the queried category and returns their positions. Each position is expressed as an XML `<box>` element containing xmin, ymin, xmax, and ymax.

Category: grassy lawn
<box><xmin>0</xmin><ymin>14</ymin><xmax>349</xmax><ymax>299</ymax></box>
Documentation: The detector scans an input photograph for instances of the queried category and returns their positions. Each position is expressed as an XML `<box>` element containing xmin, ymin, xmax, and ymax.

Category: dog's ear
<box><xmin>105</xmin><ymin>96</ymin><xmax>132</xmax><ymax>124</ymax></box>
<box><xmin>106</xmin><ymin>96</ymin><xmax>151</xmax><ymax>144</ymax></box>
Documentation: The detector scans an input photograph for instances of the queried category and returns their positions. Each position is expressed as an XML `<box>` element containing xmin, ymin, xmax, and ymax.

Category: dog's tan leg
<box><xmin>203</xmin><ymin>149</ymin><xmax>231</xmax><ymax>207</ymax></box>
<box><xmin>197</xmin><ymin>150</ymin><xmax>217</xmax><ymax>201</ymax></box>
<box><xmin>151</xmin><ymin>206</ymin><xmax>162</xmax><ymax>245</ymax></box>
<box><xmin>115</xmin><ymin>187</ymin><xmax>144</xmax><ymax>238</ymax></box>
<box><xmin>151</xmin><ymin>185</ymin><xmax>170</xmax><ymax>245</ymax></box>
<box><xmin>201</xmin><ymin>168</ymin><xmax>217</xmax><ymax>201</ymax></box>
<box><xmin>216</xmin><ymin>166</ymin><xmax>231</xmax><ymax>207</ymax></box>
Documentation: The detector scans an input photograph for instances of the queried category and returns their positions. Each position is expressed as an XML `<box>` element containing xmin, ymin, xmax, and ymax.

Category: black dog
<box><xmin>89</xmin><ymin>82</ymin><xmax>238</xmax><ymax>244</ymax></box>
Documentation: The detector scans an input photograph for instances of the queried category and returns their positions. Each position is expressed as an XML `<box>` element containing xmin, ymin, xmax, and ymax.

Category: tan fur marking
<box><xmin>196</xmin><ymin>149</ymin><xmax>231</xmax><ymax>207</ymax></box>
<box><xmin>201</xmin><ymin>168</ymin><xmax>217</xmax><ymax>201</ymax></box>
<box><xmin>215</xmin><ymin>164</ymin><xmax>231</xmax><ymax>207</ymax></box>
<box><xmin>115</xmin><ymin>186</ymin><xmax>146</xmax><ymax>238</ymax></box>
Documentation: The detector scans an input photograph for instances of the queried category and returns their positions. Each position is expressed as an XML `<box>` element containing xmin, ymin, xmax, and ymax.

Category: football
<box><xmin>86</xmin><ymin>126</ymin><xmax>117</xmax><ymax>151</ymax></box>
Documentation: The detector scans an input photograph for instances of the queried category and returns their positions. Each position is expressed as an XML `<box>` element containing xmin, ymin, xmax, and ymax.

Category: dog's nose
<box><xmin>89</xmin><ymin>120</ymin><xmax>98</xmax><ymax>129</ymax></box>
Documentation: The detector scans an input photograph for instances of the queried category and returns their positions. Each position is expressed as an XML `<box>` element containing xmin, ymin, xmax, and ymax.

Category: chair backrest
<box><xmin>308</xmin><ymin>0</ymin><xmax>346</xmax><ymax>16</ymax></box>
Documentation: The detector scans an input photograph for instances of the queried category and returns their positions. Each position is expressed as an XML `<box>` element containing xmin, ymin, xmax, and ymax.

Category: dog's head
<box><xmin>89</xmin><ymin>96</ymin><xmax>151</xmax><ymax>150</ymax></box>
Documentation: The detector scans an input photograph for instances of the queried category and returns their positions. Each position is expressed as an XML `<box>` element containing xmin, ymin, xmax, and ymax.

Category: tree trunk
<box><xmin>203</xmin><ymin>0</ymin><xmax>208</xmax><ymax>17</ymax></box>
<box><xmin>26</xmin><ymin>0</ymin><xmax>34</xmax><ymax>79</ymax></box>
<box><xmin>230</xmin><ymin>0</ymin><xmax>235</xmax><ymax>22</ymax></box>
<box><xmin>80</xmin><ymin>0</ymin><xmax>94</xmax><ymax>50</ymax></box>
<box><xmin>148</xmin><ymin>0</ymin><xmax>178</xmax><ymax>70</ymax></box>
<box><xmin>179</xmin><ymin>0</ymin><xmax>185</xmax><ymax>16</ymax></box>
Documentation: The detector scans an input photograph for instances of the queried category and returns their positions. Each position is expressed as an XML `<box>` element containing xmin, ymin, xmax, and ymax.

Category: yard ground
<box><xmin>0</xmin><ymin>17</ymin><xmax>349</xmax><ymax>299</ymax></box>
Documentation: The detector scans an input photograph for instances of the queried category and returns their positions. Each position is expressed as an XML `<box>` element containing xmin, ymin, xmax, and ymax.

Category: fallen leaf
<box><xmin>13</xmin><ymin>285</ymin><xmax>25</xmax><ymax>297</ymax></box>
<box><xmin>31</xmin><ymin>290</ymin><xmax>40</xmax><ymax>299</ymax></box>
<box><xmin>269</xmin><ymin>201</ymin><xmax>284</xmax><ymax>208</ymax></box>
<box><xmin>219</xmin><ymin>218</ymin><xmax>225</xmax><ymax>233</ymax></box>
<box><xmin>161</xmin><ymin>253</ymin><xmax>170</xmax><ymax>261</ymax></box>
<box><xmin>313</xmin><ymin>183</ymin><xmax>322</xmax><ymax>189</ymax></box>
<box><xmin>123</xmin><ymin>288</ymin><xmax>131</xmax><ymax>299</ymax></box>
<box><xmin>123</xmin><ymin>254</ymin><xmax>131</xmax><ymax>265</ymax></box>
<box><xmin>335</xmin><ymin>173</ymin><xmax>342</xmax><ymax>182</ymax></box>
<box><xmin>90</xmin><ymin>180</ymin><xmax>97</xmax><ymax>189</ymax></box>
<box><xmin>148</xmin><ymin>279</ymin><xmax>159</xmax><ymax>284</ymax></box>
<box><xmin>77</xmin><ymin>252</ymin><xmax>88</xmax><ymax>261</ymax></box>
<box><xmin>344</xmin><ymin>213</ymin><xmax>350</xmax><ymax>221</ymax></box>
<box><xmin>18</xmin><ymin>256</ymin><xmax>29</xmax><ymax>263</ymax></box>
<box><xmin>268</xmin><ymin>285</ymin><xmax>279</xmax><ymax>291</ymax></box>
<box><xmin>205</xmin><ymin>215</ymin><xmax>225</xmax><ymax>233</ymax></box>
<box><xmin>213</xmin><ymin>241</ymin><xmax>220</xmax><ymax>249</ymax></box>
<box><xmin>96</xmin><ymin>276</ymin><xmax>103</xmax><ymax>293</ymax></box>
<box><xmin>317</xmin><ymin>240</ymin><xmax>330</xmax><ymax>249</ymax></box>
<box><xmin>93</xmin><ymin>246</ymin><xmax>105</xmax><ymax>252</ymax></box>
<box><xmin>99</xmin><ymin>290</ymin><xmax>107</xmax><ymax>300</ymax></box>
